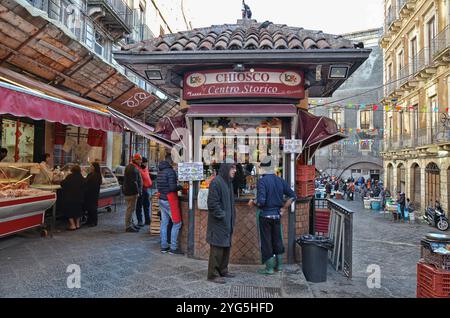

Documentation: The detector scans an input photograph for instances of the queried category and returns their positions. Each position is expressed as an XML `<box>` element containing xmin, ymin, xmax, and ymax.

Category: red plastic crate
<box><xmin>421</xmin><ymin>244</ymin><xmax>450</xmax><ymax>271</ymax></box>
<box><xmin>296</xmin><ymin>181</ymin><xmax>315</xmax><ymax>197</ymax></box>
<box><xmin>417</xmin><ymin>283</ymin><xmax>450</xmax><ymax>298</ymax></box>
<box><xmin>315</xmin><ymin>209</ymin><xmax>331</xmax><ymax>236</ymax></box>
<box><xmin>417</xmin><ymin>262</ymin><xmax>450</xmax><ymax>297</ymax></box>
<box><xmin>296</xmin><ymin>165</ymin><xmax>316</xmax><ymax>182</ymax></box>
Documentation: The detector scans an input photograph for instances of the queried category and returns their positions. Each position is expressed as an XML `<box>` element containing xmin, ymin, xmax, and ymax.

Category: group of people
<box><xmin>319</xmin><ymin>177</ymin><xmax>356</xmax><ymax>201</ymax></box>
<box><xmin>206</xmin><ymin>158</ymin><xmax>296</xmax><ymax>284</ymax></box>
<box><xmin>122</xmin><ymin>153</ymin><xmax>183</xmax><ymax>255</ymax></box>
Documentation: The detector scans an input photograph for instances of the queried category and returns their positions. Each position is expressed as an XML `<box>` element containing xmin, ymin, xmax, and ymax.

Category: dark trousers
<box><xmin>258</xmin><ymin>216</ymin><xmax>285</xmax><ymax>264</ymax></box>
<box><xmin>136</xmin><ymin>188</ymin><xmax>151</xmax><ymax>224</ymax></box>
<box><xmin>207</xmin><ymin>245</ymin><xmax>231</xmax><ymax>279</ymax></box>
<box><xmin>86</xmin><ymin>204</ymin><xmax>98</xmax><ymax>225</ymax></box>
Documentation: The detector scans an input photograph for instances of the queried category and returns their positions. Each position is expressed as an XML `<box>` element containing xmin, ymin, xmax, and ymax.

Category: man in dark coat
<box><xmin>206</xmin><ymin>163</ymin><xmax>237</xmax><ymax>284</ymax></box>
<box><xmin>123</xmin><ymin>154</ymin><xmax>142</xmax><ymax>232</ymax></box>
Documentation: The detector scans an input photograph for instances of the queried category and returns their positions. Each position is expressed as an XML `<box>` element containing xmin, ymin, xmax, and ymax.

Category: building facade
<box><xmin>380</xmin><ymin>0</ymin><xmax>450</xmax><ymax>212</ymax></box>
<box><xmin>311</xmin><ymin>28</ymin><xmax>384</xmax><ymax>182</ymax></box>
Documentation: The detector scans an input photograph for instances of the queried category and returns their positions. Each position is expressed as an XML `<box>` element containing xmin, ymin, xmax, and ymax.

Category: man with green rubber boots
<box><xmin>248</xmin><ymin>157</ymin><xmax>296</xmax><ymax>275</ymax></box>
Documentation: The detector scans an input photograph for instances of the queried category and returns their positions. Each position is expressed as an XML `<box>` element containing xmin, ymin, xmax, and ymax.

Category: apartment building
<box><xmin>311</xmin><ymin>28</ymin><xmax>384</xmax><ymax>182</ymax></box>
<box><xmin>380</xmin><ymin>0</ymin><xmax>450</xmax><ymax>212</ymax></box>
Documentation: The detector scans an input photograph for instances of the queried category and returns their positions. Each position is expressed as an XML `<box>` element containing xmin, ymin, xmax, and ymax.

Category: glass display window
<box><xmin>1</xmin><ymin>118</ymin><xmax>35</xmax><ymax>163</ymax></box>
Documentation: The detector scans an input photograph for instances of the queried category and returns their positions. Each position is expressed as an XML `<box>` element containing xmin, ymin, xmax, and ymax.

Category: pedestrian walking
<box><xmin>136</xmin><ymin>157</ymin><xmax>152</xmax><ymax>227</ymax></box>
<box><xmin>84</xmin><ymin>162</ymin><xmax>102</xmax><ymax>227</ymax></box>
<box><xmin>123</xmin><ymin>154</ymin><xmax>143</xmax><ymax>233</ymax></box>
<box><xmin>397</xmin><ymin>192</ymin><xmax>406</xmax><ymax>221</ymax></box>
<box><xmin>248</xmin><ymin>158</ymin><xmax>296</xmax><ymax>275</ymax></box>
<box><xmin>325</xmin><ymin>182</ymin><xmax>332</xmax><ymax>199</ymax></box>
<box><xmin>206</xmin><ymin>163</ymin><xmax>237</xmax><ymax>284</ymax></box>
<box><xmin>61</xmin><ymin>165</ymin><xmax>85</xmax><ymax>231</ymax></box>
<box><xmin>157</xmin><ymin>155</ymin><xmax>183</xmax><ymax>255</ymax></box>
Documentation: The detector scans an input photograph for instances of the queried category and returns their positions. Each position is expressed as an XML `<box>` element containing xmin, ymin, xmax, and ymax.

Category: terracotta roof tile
<box><xmin>123</xmin><ymin>21</ymin><xmax>356</xmax><ymax>53</ymax></box>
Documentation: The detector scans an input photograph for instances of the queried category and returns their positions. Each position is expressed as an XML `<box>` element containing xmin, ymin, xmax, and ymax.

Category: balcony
<box><xmin>412</xmin><ymin>47</ymin><xmax>437</xmax><ymax>80</ymax></box>
<box><xmin>385</xmin><ymin>8</ymin><xmax>401</xmax><ymax>34</ymax></box>
<box><xmin>87</xmin><ymin>0</ymin><xmax>133</xmax><ymax>39</ymax></box>
<box><xmin>432</xmin><ymin>25</ymin><xmax>450</xmax><ymax>63</ymax></box>
<box><xmin>385</xmin><ymin>75</ymin><xmax>398</xmax><ymax>97</ymax></box>
<box><xmin>398</xmin><ymin>0</ymin><xmax>416</xmax><ymax>19</ymax></box>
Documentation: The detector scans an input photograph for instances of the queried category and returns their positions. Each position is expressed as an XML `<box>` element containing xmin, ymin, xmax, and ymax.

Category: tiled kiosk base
<box><xmin>179</xmin><ymin>197</ymin><xmax>311</xmax><ymax>265</ymax></box>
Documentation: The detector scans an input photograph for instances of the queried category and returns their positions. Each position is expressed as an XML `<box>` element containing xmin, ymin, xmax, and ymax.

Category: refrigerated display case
<box><xmin>0</xmin><ymin>163</ymin><xmax>56</xmax><ymax>238</ymax></box>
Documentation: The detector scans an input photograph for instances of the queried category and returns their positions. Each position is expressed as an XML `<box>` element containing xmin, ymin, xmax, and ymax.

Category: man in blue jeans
<box><xmin>157</xmin><ymin>155</ymin><xmax>183</xmax><ymax>255</ymax></box>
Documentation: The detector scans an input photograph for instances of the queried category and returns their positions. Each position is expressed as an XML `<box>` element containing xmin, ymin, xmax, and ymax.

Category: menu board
<box><xmin>283</xmin><ymin>139</ymin><xmax>303</xmax><ymax>154</ymax></box>
<box><xmin>178</xmin><ymin>162</ymin><xmax>205</xmax><ymax>182</ymax></box>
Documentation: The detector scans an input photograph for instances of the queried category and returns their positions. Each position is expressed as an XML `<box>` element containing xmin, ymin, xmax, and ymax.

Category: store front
<box><xmin>115</xmin><ymin>19</ymin><xmax>371</xmax><ymax>264</ymax></box>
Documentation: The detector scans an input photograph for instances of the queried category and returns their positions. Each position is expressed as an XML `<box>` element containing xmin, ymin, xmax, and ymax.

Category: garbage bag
<box><xmin>296</xmin><ymin>235</ymin><xmax>334</xmax><ymax>250</ymax></box>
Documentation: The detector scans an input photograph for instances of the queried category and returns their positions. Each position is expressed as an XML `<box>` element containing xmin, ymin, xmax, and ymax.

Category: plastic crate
<box><xmin>421</xmin><ymin>247</ymin><xmax>450</xmax><ymax>271</ymax></box>
<box><xmin>296</xmin><ymin>165</ymin><xmax>315</xmax><ymax>182</ymax></box>
<box><xmin>315</xmin><ymin>209</ymin><xmax>330</xmax><ymax>236</ymax></box>
<box><xmin>417</xmin><ymin>262</ymin><xmax>450</xmax><ymax>297</ymax></box>
<box><xmin>296</xmin><ymin>181</ymin><xmax>315</xmax><ymax>197</ymax></box>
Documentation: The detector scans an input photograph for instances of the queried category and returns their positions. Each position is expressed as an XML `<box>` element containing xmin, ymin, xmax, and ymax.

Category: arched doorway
<box><xmin>410</xmin><ymin>163</ymin><xmax>421</xmax><ymax>208</ymax></box>
<box><xmin>425</xmin><ymin>162</ymin><xmax>440</xmax><ymax>208</ymax></box>
<box><xmin>387</xmin><ymin>163</ymin><xmax>394</xmax><ymax>194</ymax></box>
<box><xmin>397</xmin><ymin>163</ymin><xmax>405</xmax><ymax>193</ymax></box>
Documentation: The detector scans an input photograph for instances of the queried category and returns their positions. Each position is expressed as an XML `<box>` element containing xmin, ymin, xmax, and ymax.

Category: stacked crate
<box><xmin>296</xmin><ymin>165</ymin><xmax>315</xmax><ymax>198</ymax></box>
<box><xmin>150</xmin><ymin>195</ymin><xmax>160</xmax><ymax>236</ymax></box>
<box><xmin>417</xmin><ymin>239</ymin><xmax>450</xmax><ymax>298</ymax></box>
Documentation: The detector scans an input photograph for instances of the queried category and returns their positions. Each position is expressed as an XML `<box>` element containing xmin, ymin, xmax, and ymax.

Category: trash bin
<box><xmin>296</xmin><ymin>235</ymin><xmax>334</xmax><ymax>283</ymax></box>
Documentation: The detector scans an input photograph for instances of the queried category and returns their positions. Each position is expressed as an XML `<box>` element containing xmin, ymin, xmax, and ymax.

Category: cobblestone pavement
<box><xmin>309</xmin><ymin>198</ymin><xmax>434</xmax><ymax>298</ymax></box>
<box><xmin>0</xmin><ymin>199</ymin><xmax>435</xmax><ymax>298</ymax></box>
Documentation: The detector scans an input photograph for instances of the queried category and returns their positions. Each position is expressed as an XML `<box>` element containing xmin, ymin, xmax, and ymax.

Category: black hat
<box><xmin>260</xmin><ymin>157</ymin><xmax>272</xmax><ymax>167</ymax></box>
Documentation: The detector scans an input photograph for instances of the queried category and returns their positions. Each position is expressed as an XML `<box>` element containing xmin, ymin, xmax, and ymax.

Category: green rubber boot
<box><xmin>275</xmin><ymin>254</ymin><xmax>283</xmax><ymax>272</ymax></box>
<box><xmin>257</xmin><ymin>257</ymin><xmax>275</xmax><ymax>275</ymax></box>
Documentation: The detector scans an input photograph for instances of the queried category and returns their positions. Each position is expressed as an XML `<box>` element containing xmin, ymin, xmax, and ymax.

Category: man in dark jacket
<box><xmin>249</xmin><ymin>158</ymin><xmax>296</xmax><ymax>275</ymax></box>
<box><xmin>123</xmin><ymin>154</ymin><xmax>143</xmax><ymax>232</ymax></box>
<box><xmin>157</xmin><ymin>155</ymin><xmax>183</xmax><ymax>255</ymax></box>
<box><xmin>206</xmin><ymin>163</ymin><xmax>237</xmax><ymax>284</ymax></box>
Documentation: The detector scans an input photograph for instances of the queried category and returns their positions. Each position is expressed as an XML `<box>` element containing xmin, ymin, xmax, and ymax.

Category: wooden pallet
<box><xmin>150</xmin><ymin>196</ymin><xmax>160</xmax><ymax>236</ymax></box>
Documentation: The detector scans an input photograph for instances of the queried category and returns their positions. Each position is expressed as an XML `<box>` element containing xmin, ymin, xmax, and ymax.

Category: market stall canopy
<box><xmin>297</xmin><ymin>109</ymin><xmax>346</xmax><ymax>160</ymax></box>
<box><xmin>0</xmin><ymin>0</ymin><xmax>162</xmax><ymax>118</ymax></box>
<box><xmin>108</xmin><ymin>108</ymin><xmax>176</xmax><ymax>149</ymax></box>
<box><xmin>114</xmin><ymin>19</ymin><xmax>371</xmax><ymax>99</ymax></box>
<box><xmin>154</xmin><ymin>115</ymin><xmax>187</xmax><ymax>142</ymax></box>
<box><xmin>0</xmin><ymin>80</ymin><xmax>123</xmax><ymax>132</ymax></box>
<box><xmin>186</xmin><ymin>104</ymin><xmax>297</xmax><ymax>117</ymax></box>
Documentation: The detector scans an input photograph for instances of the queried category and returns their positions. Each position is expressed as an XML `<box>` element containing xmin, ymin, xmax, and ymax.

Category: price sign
<box><xmin>283</xmin><ymin>139</ymin><xmax>303</xmax><ymax>154</ymax></box>
<box><xmin>178</xmin><ymin>162</ymin><xmax>204</xmax><ymax>182</ymax></box>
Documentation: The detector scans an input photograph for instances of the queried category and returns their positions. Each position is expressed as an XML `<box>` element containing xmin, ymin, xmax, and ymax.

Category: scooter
<box><xmin>424</xmin><ymin>201</ymin><xmax>449</xmax><ymax>231</ymax></box>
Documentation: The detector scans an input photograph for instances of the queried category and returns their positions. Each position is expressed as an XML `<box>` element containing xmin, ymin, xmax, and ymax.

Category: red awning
<box><xmin>297</xmin><ymin>109</ymin><xmax>346</xmax><ymax>159</ymax></box>
<box><xmin>0</xmin><ymin>81</ymin><xmax>123</xmax><ymax>132</ymax></box>
<box><xmin>186</xmin><ymin>104</ymin><xmax>298</xmax><ymax>117</ymax></box>
<box><xmin>108</xmin><ymin>108</ymin><xmax>176</xmax><ymax>149</ymax></box>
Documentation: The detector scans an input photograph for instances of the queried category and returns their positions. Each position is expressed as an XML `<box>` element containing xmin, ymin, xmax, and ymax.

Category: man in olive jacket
<box><xmin>206</xmin><ymin>163</ymin><xmax>237</xmax><ymax>284</ymax></box>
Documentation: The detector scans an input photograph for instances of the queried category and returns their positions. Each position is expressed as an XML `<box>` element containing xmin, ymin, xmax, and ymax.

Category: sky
<box><xmin>186</xmin><ymin>0</ymin><xmax>384</xmax><ymax>35</ymax></box>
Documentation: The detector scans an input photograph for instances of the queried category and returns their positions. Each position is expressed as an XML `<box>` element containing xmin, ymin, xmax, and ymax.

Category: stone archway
<box><xmin>387</xmin><ymin>163</ymin><xmax>394</xmax><ymax>194</ymax></box>
<box><xmin>397</xmin><ymin>163</ymin><xmax>405</xmax><ymax>193</ymax></box>
<box><xmin>410</xmin><ymin>163</ymin><xmax>421</xmax><ymax>208</ymax></box>
<box><xmin>425</xmin><ymin>162</ymin><xmax>440</xmax><ymax>208</ymax></box>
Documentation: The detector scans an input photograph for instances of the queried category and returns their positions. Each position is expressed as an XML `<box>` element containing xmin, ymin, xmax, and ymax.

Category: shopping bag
<box><xmin>167</xmin><ymin>192</ymin><xmax>182</xmax><ymax>223</ymax></box>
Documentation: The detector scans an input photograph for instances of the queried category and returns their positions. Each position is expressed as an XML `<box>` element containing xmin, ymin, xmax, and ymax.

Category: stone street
<box><xmin>0</xmin><ymin>198</ymin><xmax>434</xmax><ymax>298</ymax></box>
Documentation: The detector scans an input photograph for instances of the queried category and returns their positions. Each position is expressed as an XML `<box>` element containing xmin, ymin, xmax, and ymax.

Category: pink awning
<box><xmin>186</xmin><ymin>104</ymin><xmax>297</xmax><ymax>117</ymax></box>
<box><xmin>0</xmin><ymin>82</ymin><xmax>123</xmax><ymax>132</ymax></box>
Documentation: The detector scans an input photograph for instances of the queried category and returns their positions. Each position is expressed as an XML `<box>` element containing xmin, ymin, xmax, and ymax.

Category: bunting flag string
<box><xmin>309</xmin><ymin>102</ymin><xmax>449</xmax><ymax>113</ymax></box>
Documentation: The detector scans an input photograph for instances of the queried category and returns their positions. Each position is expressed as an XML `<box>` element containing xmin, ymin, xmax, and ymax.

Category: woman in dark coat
<box><xmin>84</xmin><ymin>162</ymin><xmax>103</xmax><ymax>227</ymax></box>
<box><xmin>61</xmin><ymin>165</ymin><xmax>85</xmax><ymax>230</ymax></box>
<box><xmin>206</xmin><ymin>163</ymin><xmax>237</xmax><ymax>284</ymax></box>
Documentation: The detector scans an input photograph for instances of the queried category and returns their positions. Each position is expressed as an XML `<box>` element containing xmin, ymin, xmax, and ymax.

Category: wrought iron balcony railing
<box><xmin>432</xmin><ymin>25</ymin><xmax>450</xmax><ymax>57</ymax></box>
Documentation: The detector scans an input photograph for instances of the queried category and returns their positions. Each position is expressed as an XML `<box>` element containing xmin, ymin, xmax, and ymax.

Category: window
<box><xmin>412</xmin><ymin>104</ymin><xmax>419</xmax><ymax>138</ymax></box>
<box><xmin>85</xmin><ymin>21</ymin><xmax>94</xmax><ymax>49</ymax></box>
<box><xmin>351</xmin><ymin>169</ymin><xmax>362</xmax><ymax>174</ymax></box>
<box><xmin>427</xmin><ymin>16</ymin><xmax>436</xmax><ymax>62</ymax></box>
<box><xmin>430</xmin><ymin>95</ymin><xmax>438</xmax><ymax>131</ymax></box>
<box><xmin>360</xmin><ymin>110</ymin><xmax>371</xmax><ymax>129</ymax></box>
<box><xmin>332</xmin><ymin>111</ymin><xmax>342</xmax><ymax>128</ymax></box>
<box><xmin>94</xmin><ymin>32</ymin><xmax>105</xmax><ymax>57</ymax></box>
<box><xmin>410</xmin><ymin>37</ymin><xmax>418</xmax><ymax>72</ymax></box>
<box><xmin>426</xmin><ymin>163</ymin><xmax>440</xmax><ymax>208</ymax></box>
<box><xmin>397</xmin><ymin>50</ymin><xmax>404</xmax><ymax>79</ymax></box>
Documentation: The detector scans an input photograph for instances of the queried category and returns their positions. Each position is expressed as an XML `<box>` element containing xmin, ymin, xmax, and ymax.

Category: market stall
<box><xmin>114</xmin><ymin>19</ymin><xmax>371</xmax><ymax>264</ymax></box>
<box><xmin>0</xmin><ymin>163</ymin><xmax>56</xmax><ymax>238</ymax></box>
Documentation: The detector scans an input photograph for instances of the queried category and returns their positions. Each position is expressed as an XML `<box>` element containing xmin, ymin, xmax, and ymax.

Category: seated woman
<box><xmin>61</xmin><ymin>165</ymin><xmax>85</xmax><ymax>230</ymax></box>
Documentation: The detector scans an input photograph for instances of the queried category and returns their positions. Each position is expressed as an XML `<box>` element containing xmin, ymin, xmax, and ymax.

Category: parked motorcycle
<box><xmin>424</xmin><ymin>201</ymin><xmax>449</xmax><ymax>231</ymax></box>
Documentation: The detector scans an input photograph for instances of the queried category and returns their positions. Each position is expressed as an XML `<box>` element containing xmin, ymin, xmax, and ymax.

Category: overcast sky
<box><xmin>187</xmin><ymin>0</ymin><xmax>384</xmax><ymax>35</ymax></box>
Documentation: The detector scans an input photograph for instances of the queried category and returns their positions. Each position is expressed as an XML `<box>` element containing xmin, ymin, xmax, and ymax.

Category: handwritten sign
<box><xmin>283</xmin><ymin>139</ymin><xmax>303</xmax><ymax>154</ymax></box>
<box><xmin>178</xmin><ymin>162</ymin><xmax>204</xmax><ymax>182</ymax></box>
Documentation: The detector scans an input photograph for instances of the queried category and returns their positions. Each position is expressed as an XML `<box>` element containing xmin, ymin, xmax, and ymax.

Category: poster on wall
<box><xmin>178</xmin><ymin>162</ymin><xmax>205</xmax><ymax>182</ymax></box>
<box><xmin>283</xmin><ymin>139</ymin><xmax>303</xmax><ymax>154</ymax></box>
